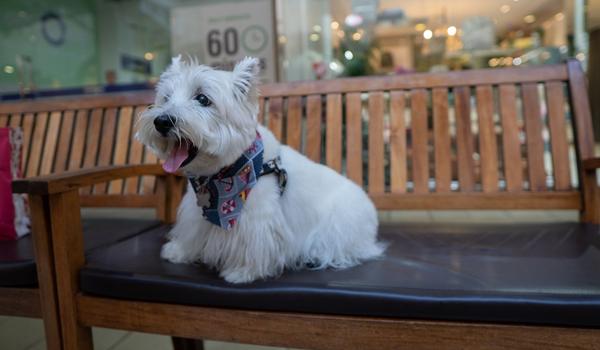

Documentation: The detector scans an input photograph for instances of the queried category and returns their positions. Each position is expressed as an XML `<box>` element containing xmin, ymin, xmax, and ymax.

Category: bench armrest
<box><xmin>583</xmin><ymin>158</ymin><xmax>600</xmax><ymax>171</ymax></box>
<box><xmin>12</xmin><ymin>164</ymin><xmax>168</xmax><ymax>195</ymax></box>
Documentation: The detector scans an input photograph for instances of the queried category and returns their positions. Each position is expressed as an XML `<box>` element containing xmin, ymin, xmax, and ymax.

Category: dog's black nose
<box><xmin>154</xmin><ymin>115</ymin><xmax>175</xmax><ymax>136</ymax></box>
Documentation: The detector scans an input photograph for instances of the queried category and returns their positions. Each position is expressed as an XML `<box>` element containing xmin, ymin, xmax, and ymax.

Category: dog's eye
<box><xmin>195</xmin><ymin>94</ymin><xmax>212</xmax><ymax>107</ymax></box>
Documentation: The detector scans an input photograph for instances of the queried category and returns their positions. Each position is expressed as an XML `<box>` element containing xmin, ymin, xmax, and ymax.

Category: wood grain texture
<box><xmin>46</xmin><ymin>191</ymin><xmax>93</xmax><ymax>350</ymax></box>
<box><xmin>0</xmin><ymin>114</ymin><xmax>8</xmax><ymax>127</ymax></box>
<box><xmin>345</xmin><ymin>92</ymin><xmax>363</xmax><ymax>185</ymax></box>
<box><xmin>79</xmin><ymin>194</ymin><xmax>158</xmax><ymax>207</ymax></box>
<box><xmin>286</xmin><ymin>96</ymin><xmax>302</xmax><ymax>151</ymax></box>
<box><xmin>8</xmin><ymin>113</ymin><xmax>22</xmax><ymax>128</ymax></box>
<box><xmin>545</xmin><ymin>82</ymin><xmax>571</xmax><ymax>190</ymax></box>
<box><xmin>368</xmin><ymin>92</ymin><xmax>385</xmax><ymax>194</ymax></box>
<box><xmin>476</xmin><ymin>86</ymin><xmax>499</xmax><ymax>192</ymax></box>
<box><xmin>0</xmin><ymin>287</ymin><xmax>41</xmax><ymax>318</ymax></box>
<box><xmin>411</xmin><ymin>89</ymin><xmax>429</xmax><ymax>194</ymax></box>
<box><xmin>78</xmin><ymin>295</ymin><xmax>599</xmax><ymax>350</ymax></box>
<box><xmin>109</xmin><ymin>106</ymin><xmax>133</xmax><ymax>194</ymax></box>
<box><xmin>124</xmin><ymin>106</ymin><xmax>146</xmax><ymax>194</ymax></box>
<box><xmin>567</xmin><ymin>60</ymin><xmax>599</xmax><ymax>223</ymax></box>
<box><xmin>370</xmin><ymin>192</ymin><xmax>580</xmax><ymax>210</ymax></box>
<box><xmin>433</xmin><ymin>88</ymin><xmax>451</xmax><ymax>192</ymax></box>
<box><xmin>142</xmin><ymin>147</ymin><xmax>159</xmax><ymax>194</ymax></box>
<box><xmin>326</xmin><ymin>94</ymin><xmax>342</xmax><ymax>172</ymax></box>
<box><xmin>20</xmin><ymin>113</ymin><xmax>35</xmax><ymax>169</ymax></box>
<box><xmin>93</xmin><ymin>107</ymin><xmax>118</xmax><ymax>194</ymax></box>
<box><xmin>389</xmin><ymin>91</ymin><xmax>407</xmax><ymax>193</ymax></box>
<box><xmin>259</xmin><ymin>65</ymin><xmax>568</xmax><ymax>98</ymax></box>
<box><xmin>81</xmin><ymin>108</ymin><xmax>103</xmax><ymax>194</ymax></box>
<box><xmin>26</xmin><ymin>112</ymin><xmax>49</xmax><ymax>177</ymax></box>
<box><xmin>306</xmin><ymin>95</ymin><xmax>322</xmax><ymax>163</ymax></box>
<box><xmin>498</xmin><ymin>84</ymin><xmax>523</xmax><ymax>192</ymax></box>
<box><xmin>28</xmin><ymin>195</ymin><xmax>63</xmax><ymax>350</ymax></box>
<box><xmin>40</xmin><ymin>111</ymin><xmax>62</xmax><ymax>175</ymax></box>
<box><xmin>53</xmin><ymin>110</ymin><xmax>75</xmax><ymax>173</ymax></box>
<box><xmin>68</xmin><ymin>109</ymin><xmax>89</xmax><ymax>171</ymax></box>
<box><xmin>268</xmin><ymin>97</ymin><xmax>283</xmax><ymax>141</ymax></box>
<box><xmin>454</xmin><ymin>87</ymin><xmax>476</xmax><ymax>191</ymax></box>
<box><xmin>521</xmin><ymin>83</ymin><xmax>547</xmax><ymax>191</ymax></box>
<box><xmin>13</xmin><ymin>164</ymin><xmax>165</xmax><ymax>195</ymax></box>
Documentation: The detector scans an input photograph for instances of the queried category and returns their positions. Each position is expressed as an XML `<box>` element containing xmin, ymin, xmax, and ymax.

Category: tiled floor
<box><xmin>0</xmin><ymin>210</ymin><xmax>579</xmax><ymax>349</ymax></box>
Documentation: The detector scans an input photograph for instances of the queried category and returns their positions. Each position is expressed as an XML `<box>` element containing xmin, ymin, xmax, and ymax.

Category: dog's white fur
<box><xmin>136</xmin><ymin>56</ymin><xmax>385</xmax><ymax>283</ymax></box>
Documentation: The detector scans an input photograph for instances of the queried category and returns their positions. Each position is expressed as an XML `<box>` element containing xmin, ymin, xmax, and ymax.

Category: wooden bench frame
<box><xmin>9</xmin><ymin>59</ymin><xmax>600</xmax><ymax>349</ymax></box>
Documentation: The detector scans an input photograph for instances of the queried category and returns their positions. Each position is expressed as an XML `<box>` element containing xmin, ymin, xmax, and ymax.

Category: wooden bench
<box><xmin>12</xmin><ymin>59</ymin><xmax>600</xmax><ymax>350</ymax></box>
<box><xmin>0</xmin><ymin>92</ymin><xmax>184</xmax><ymax>349</ymax></box>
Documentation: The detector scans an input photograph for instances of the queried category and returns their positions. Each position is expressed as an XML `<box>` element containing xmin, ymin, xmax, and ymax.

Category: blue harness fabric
<box><xmin>188</xmin><ymin>132</ymin><xmax>287</xmax><ymax>230</ymax></box>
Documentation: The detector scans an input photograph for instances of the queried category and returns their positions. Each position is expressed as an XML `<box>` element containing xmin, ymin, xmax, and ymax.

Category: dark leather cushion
<box><xmin>80</xmin><ymin>222</ymin><xmax>600</xmax><ymax>327</ymax></box>
<box><xmin>0</xmin><ymin>218</ymin><xmax>161</xmax><ymax>287</ymax></box>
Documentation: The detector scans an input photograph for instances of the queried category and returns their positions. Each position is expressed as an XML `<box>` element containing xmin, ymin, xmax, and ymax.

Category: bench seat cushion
<box><xmin>80</xmin><ymin>222</ymin><xmax>600</xmax><ymax>327</ymax></box>
<box><xmin>0</xmin><ymin>218</ymin><xmax>161</xmax><ymax>286</ymax></box>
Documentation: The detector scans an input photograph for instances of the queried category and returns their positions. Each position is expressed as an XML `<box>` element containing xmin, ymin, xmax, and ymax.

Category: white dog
<box><xmin>136</xmin><ymin>56</ymin><xmax>384</xmax><ymax>283</ymax></box>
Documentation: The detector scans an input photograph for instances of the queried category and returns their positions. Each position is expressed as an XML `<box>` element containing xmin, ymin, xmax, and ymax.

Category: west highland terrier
<box><xmin>136</xmin><ymin>56</ymin><xmax>385</xmax><ymax>283</ymax></box>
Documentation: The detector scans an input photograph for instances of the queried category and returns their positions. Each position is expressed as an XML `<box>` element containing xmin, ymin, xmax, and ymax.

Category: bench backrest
<box><xmin>0</xmin><ymin>60</ymin><xmax>594</xmax><ymax>214</ymax></box>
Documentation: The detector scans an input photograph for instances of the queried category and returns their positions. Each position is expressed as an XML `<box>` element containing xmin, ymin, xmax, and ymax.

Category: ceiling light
<box><xmin>447</xmin><ymin>26</ymin><xmax>457</xmax><ymax>36</ymax></box>
<box><xmin>144</xmin><ymin>52</ymin><xmax>154</xmax><ymax>61</ymax></box>
<box><xmin>3</xmin><ymin>65</ymin><xmax>14</xmax><ymax>74</ymax></box>
<box><xmin>309</xmin><ymin>33</ymin><xmax>320</xmax><ymax>42</ymax></box>
<box><xmin>500</xmin><ymin>5</ymin><xmax>511</xmax><ymax>14</ymax></box>
<box><xmin>524</xmin><ymin>15</ymin><xmax>536</xmax><ymax>23</ymax></box>
<box><xmin>331</xmin><ymin>21</ymin><xmax>340</xmax><ymax>30</ymax></box>
<box><xmin>352</xmin><ymin>32</ymin><xmax>362</xmax><ymax>40</ymax></box>
<box><xmin>313</xmin><ymin>25</ymin><xmax>322</xmax><ymax>33</ymax></box>
<box><xmin>344</xmin><ymin>50</ymin><xmax>354</xmax><ymax>60</ymax></box>
<box><xmin>423</xmin><ymin>29</ymin><xmax>433</xmax><ymax>40</ymax></box>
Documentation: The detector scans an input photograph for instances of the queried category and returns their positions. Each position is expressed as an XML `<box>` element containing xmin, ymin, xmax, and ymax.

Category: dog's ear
<box><xmin>232</xmin><ymin>57</ymin><xmax>260</xmax><ymax>96</ymax></box>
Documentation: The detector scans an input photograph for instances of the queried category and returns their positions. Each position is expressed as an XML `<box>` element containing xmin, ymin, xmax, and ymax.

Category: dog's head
<box><xmin>136</xmin><ymin>56</ymin><xmax>260</xmax><ymax>175</ymax></box>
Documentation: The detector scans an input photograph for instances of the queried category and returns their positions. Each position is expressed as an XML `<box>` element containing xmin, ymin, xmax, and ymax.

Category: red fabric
<box><xmin>0</xmin><ymin>128</ymin><xmax>16</xmax><ymax>240</ymax></box>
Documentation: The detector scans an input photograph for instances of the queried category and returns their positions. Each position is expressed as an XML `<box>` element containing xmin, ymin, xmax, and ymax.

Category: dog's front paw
<box><xmin>160</xmin><ymin>241</ymin><xmax>191</xmax><ymax>264</ymax></box>
<box><xmin>220</xmin><ymin>268</ymin><xmax>260</xmax><ymax>284</ymax></box>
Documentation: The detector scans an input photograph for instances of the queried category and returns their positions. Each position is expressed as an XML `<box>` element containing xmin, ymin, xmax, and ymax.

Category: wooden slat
<box><xmin>268</xmin><ymin>97</ymin><xmax>283</xmax><ymax>141</ymax></box>
<box><xmin>521</xmin><ymin>83</ymin><xmax>546</xmax><ymax>191</ymax></box>
<box><xmin>93</xmin><ymin>108</ymin><xmax>118</xmax><ymax>194</ymax></box>
<box><xmin>368</xmin><ymin>92</ymin><xmax>384</xmax><ymax>194</ymax></box>
<box><xmin>141</xmin><ymin>148</ymin><xmax>159</xmax><ymax>194</ymax></box>
<box><xmin>0</xmin><ymin>91</ymin><xmax>154</xmax><ymax>114</ymax></box>
<box><xmin>68</xmin><ymin>110</ymin><xmax>89</xmax><ymax>171</ymax></box>
<box><xmin>109</xmin><ymin>107</ymin><xmax>133</xmax><ymax>194</ymax></box>
<box><xmin>567</xmin><ymin>60</ymin><xmax>598</xmax><ymax>223</ymax></box>
<box><xmin>326</xmin><ymin>93</ymin><xmax>342</xmax><ymax>173</ymax></box>
<box><xmin>454</xmin><ymin>87</ymin><xmax>475</xmax><ymax>191</ymax></box>
<box><xmin>370</xmin><ymin>192</ymin><xmax>580</xmax><ymax>210</ymax></box>
<box><xmin>25</xmin><ymin>112</ymin><xmax>49</xmax><ymax>177</ymax></box>
<box><xmin>258</xmin><ymin>97</ymin><xmax>265</xmax><ymax>124</ymax></box>
<box><xmin>80</xmin><ymin>194</ymin><xmax>158</xmax><ymax>207</ymax></box>
<box><xmin>259</xmin><ymin>65</ymin><xmax>568</xmax><ymax>98</ymax></box>
<box><xmin>346</xmin><ymin>92</ymin><xmax>363</xmax><ymax>185</ymax></box>
<box><xmin>20</xmin><ymin>113</ymin><xmax>34</xmax><ymax>172</ymax></box>
<box><xmin>389</xmin><ymin>91</ymin><xmax>407</xmax><ymax>193</ymax></box>
<box><xmin>305</xmin><ymin>95</ymin><xmax>322</xmax><ymax>162</ymax></box>
<box><xmin>498</xmin><ymin>84</ymin><xmax>523</xmax><ymax>192</ymax></box>
<box><xmin>411</xmin><ymin>89</ymin><xmax>429</xmax><ymax>194</ymax></box>
<box><xmin>0</xmin><ymin>287</ymin><xmax>41</xmax><ymax>318</ymax></box>
<box><xmin>78</xmin><ymin>295</ymin><xmax>600</xmax><ymax>350</ymax></box>
<box><xmin>545</xmin><ymin>82</ymin><xmax>571</xmax><ymax>190</ymax></box>
<box><xmin>81</xmin><ymin>108</ymin><xmax>103</xmax><ymax>194</ymax></box>
<box><xmin>125</xmin><ymin>106</ymin><xmax>146</xmax><ymax>194</ymax></box>
<box><xmin>476</xmin><ymin>86</ymin><xmax>499</xmax><ymax>192</ymax></box>
<box><xmin>9</xmin><ymin>113</ymin><xmax>22</xmax><ymax>127</ymax></box>
<box><xmin>286</xmin><ymin>96</ymin><xmax>302</xmax><ymax>151</ymax></box>
<box><xmin>433</xmin><ymin>88</ymin><xmax>451</xmax><ymax>192</ymax></box>
<box><xmin>0</xmin><ymin>114</ymin><xmax>8</xmax><ymax>126</ymax></box>
<box><xmin>39</xmin><ymin>111</ymin><xmax>62</xmax><ymax>175</ymax></box>
<box><xmin>53</xmin><ymin>110</ymin><xmax>75</xmax><ymax>173</ymax></box>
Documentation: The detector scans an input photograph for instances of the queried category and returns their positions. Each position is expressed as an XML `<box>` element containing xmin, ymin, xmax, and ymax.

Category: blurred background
<box><xmin>0</xmin><ymin>0</ymin><xmax>594</xmax><ymax>93</ymax></box>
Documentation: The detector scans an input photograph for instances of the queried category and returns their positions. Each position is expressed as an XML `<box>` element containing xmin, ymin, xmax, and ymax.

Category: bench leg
<box><xmin>172</xmin><ymin>337</ymin><xmax>205</xmax><ymax>350</ymax></box>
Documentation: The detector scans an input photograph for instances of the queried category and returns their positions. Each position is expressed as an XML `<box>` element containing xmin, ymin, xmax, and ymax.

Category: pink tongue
<box><xmin>163</xmin><ymin>144</ymin><xmax>189</xmax><ymax>173</ymax></box>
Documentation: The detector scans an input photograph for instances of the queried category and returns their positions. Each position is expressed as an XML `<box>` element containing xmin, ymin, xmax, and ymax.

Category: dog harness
<box><xmin>187</xmin><ymin>132</ymin><xmax>287</xmax><ymax>230</ymax></box>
